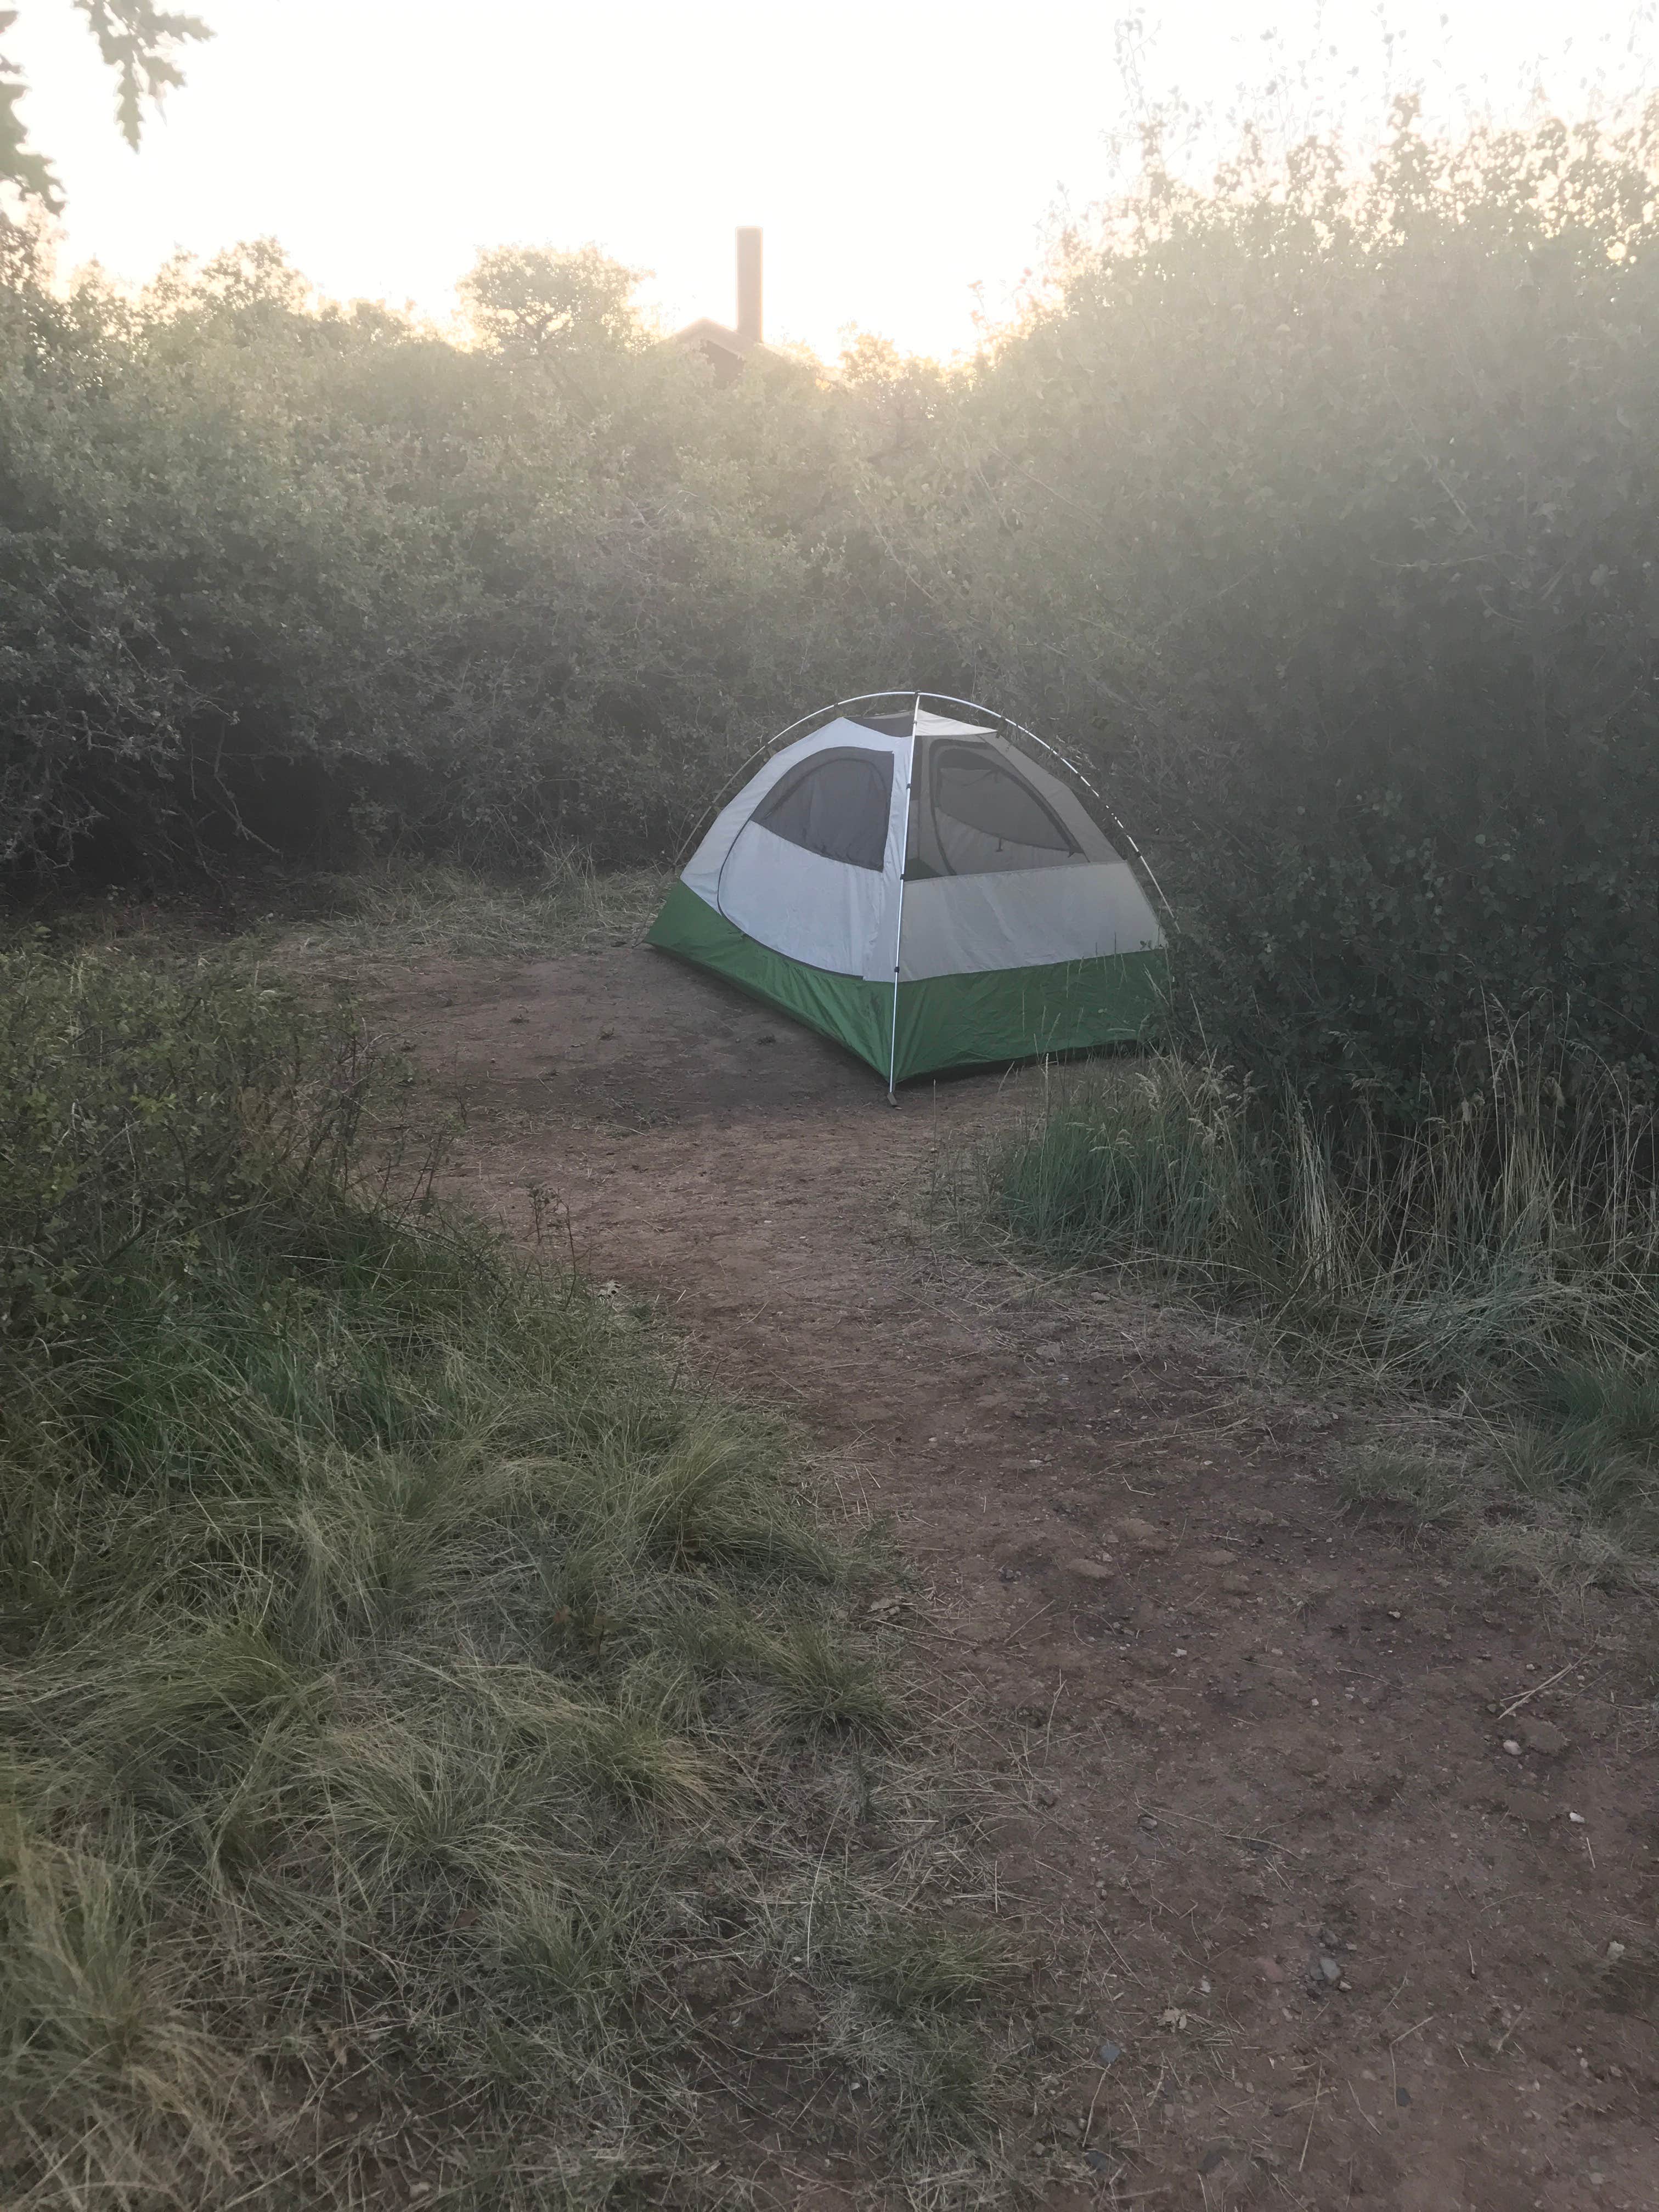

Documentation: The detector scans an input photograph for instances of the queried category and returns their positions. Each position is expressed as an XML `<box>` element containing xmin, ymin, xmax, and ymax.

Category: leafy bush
<box><xmin>9</xmin><ymin>99</ymin><xmax>1659</xmax><ymax>1108</ymax></box>
<box><xmin>913</xmin><ymin>100</ymin><xmax>1659</xmax><ymax>1098</ymax></box>
<box><xmin>0</xmin><ymin>228</ymin><xmax>912</xmax><ymax>877</ymax></box>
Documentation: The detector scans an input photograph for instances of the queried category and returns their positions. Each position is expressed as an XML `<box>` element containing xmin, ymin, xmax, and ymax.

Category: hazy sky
<box><xmin>6</xmin><ymin>1</ymin><xmax>1657</xmax><ymax>358</ymax></box>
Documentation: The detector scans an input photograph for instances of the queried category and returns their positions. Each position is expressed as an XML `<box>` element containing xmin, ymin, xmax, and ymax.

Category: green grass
<box><xmin>0</xmin><ymin>947</ymin><xmax>1019</xmax><ymax>2208</ymax></box>
<box><xmin>3</xmin><ymin>851</ymin><xmax>669</xmax><ymax>974</ymax></box>
<box><xmin>950</xmin><ymin>1039</ymin><xmax>1659</xmax><ymax>1583</ymax></box>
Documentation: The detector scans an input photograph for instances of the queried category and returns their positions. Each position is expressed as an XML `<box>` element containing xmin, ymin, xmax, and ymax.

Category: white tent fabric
<box><xmin>660</xmin><ymin>695</ymin><xmax>1167</xmax><ymax>1091</ymax></box>
<box><xmin>896</xmin><ymin>865</ymin><xmax>1160</xmax><ymax>980</ymax></box>
<box><xmin>718</xmin><ymin>827</ymin><xmax>893</xmax><ymax>979</ymax></box>
<box><xmin>911</xmin><ymin>708</ymin><xmax>996</xmax><ymax>736</ymax></box>
<box><xmin>684</xmin><ymin>717</ymin><xmax>909</xmax><ymax>981</ymax></box>
<box><xmin>682</xmin><ymin>710</ymin><xmax>1161</xmax><ymax>984</ymax></box>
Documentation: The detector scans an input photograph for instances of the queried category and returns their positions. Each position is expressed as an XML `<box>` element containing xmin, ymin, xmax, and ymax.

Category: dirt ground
<box><xmin>347</xmin><ymin>936</ymin><xmax>1658</xmax><ymax>2211</ymax></box>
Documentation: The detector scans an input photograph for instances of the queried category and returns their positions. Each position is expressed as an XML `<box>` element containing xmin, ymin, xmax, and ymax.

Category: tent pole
<box><xmin>669</xmin><ymin>691</ymin><xmax>922</xmax><ymax>870</ymax></box>
<box><xmin>887</xmin><ymin>697</ymin><xmax>920</xmax><ymax>1103</ymax></box>
<box><xmin>923</xmin><ymin>692</ymin><xmax>1175</xmax><ymax>922</ymax></box>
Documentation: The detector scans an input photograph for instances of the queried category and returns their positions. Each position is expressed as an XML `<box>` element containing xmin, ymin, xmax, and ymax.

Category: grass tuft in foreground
<box><xmin>951</xmin><ymin>1032</ymin><xmax>1659</xmax><ymax>1579</ymax></box>
<box><xmin>0</xmin><ymin>947</ymin><xmax>1015</xmax><ymax>2207</ymax></box>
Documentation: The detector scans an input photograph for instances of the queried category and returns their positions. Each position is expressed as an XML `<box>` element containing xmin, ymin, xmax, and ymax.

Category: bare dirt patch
<box><xmin>331</xmin><ymin>935</ymin><xmax>1659</xmax><ymax>2211</ymax></box>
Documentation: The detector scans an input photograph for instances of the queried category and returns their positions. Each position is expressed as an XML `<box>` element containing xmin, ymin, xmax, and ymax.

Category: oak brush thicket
<box><xmin>4</xmin><ymin>101</ymin><xmax>1659</xmax><ymax>1098</ymax></box>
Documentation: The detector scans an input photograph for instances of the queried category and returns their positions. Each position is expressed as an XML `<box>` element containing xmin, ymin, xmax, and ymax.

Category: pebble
<box><xmin>1096</xmin><ymin>2041</ymin><xmax>1122</xmax><ymax>2067</ymax></box>
<box><xmin>1319</xmin><ymin>1956</ymin><xmax>1341</xmax><ymax>1984</ymax></box>
<box><xmin>1607</xmin><ymin>1942</ymin><xmax>1627</xmax><ymax>1962</ymax></box>
<box><xmin>1502</xmin><ymin>1739</ymin><xmax>1522</xmax><ymax>1756</ymax></box>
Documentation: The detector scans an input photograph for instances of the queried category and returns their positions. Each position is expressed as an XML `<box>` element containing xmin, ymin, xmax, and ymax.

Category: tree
<box><xmin>0</xmin><ymin>0</ymin><xmax>210</xmax><ymax>208</ymax></box>
<box><xmin>459</xmin><ymin>245</ymin><xmax>645</xmax><ymax>359</ymax></box>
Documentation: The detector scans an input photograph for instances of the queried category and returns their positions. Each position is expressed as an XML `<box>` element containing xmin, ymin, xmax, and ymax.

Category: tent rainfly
<box><xmin>647</xmin><ymin>692</ymin><xmax>1169</xmax><ymax>1093</ymax></box>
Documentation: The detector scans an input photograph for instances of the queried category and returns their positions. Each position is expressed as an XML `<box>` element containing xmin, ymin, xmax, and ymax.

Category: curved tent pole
<box><xmin>667</xmin><ymin>685</ymin><xmax>1172</xmax><ymax>929</ymax></box>
<box><xmin>886</xmin><ymin>694</ymin><xmax>921</xmax><ymax>1102</ymax></box>
<box><xmin>919</xmin><ymin>693</ymin><xmax>1176</xmax><ymax>923</ymax></box>
<box><xmin>668</xmin><ymin>690</ymin><xmax>919</xmax><ymax>871</ymax></box>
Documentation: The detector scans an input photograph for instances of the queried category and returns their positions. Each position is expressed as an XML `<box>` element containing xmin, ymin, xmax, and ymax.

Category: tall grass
<box><xmin>961</xmin><ymin>1030</ymin><xmax>1659</xmax><ymax>1570</ymax></box>
<box><xmin>273</xmin><ymin>851</ymin><xmax>672</xmax><ymax>964</ymax></box>
<box><xmin>0</xmin><ymin>950</ymin><xmax>1013</xmax><ymax>2207</ymax></box>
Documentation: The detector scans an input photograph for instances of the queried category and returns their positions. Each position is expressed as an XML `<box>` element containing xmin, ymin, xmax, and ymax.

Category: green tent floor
<box><xmin>646</xmin><ymin>879</ymin><xmax>1165</xmax><ymax>1084</ymax></box>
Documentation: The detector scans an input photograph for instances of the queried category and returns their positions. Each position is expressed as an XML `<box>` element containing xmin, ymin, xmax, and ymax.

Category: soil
<box><xmin>349</xmin><ymin>937</ymin><xmax>1659</xmax><ymax>2211</ymax></box>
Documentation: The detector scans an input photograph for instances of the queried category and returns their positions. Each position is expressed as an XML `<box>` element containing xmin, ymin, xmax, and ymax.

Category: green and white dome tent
<box><xmin>647</xmin><ymin>691</ymin><xmax>1170</xmax><ymax>1094</ymax></box>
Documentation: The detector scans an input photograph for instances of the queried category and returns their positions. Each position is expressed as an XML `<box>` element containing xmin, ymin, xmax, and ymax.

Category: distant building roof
<box><xmin>671</xmin><ymin>317</ymin><xmax>764</xmax><ymax>383</ymax></box>
<box><xmin>670</xmin><ymin>228</ymin><xmax>766</xmax><ymax>385</ymax></box>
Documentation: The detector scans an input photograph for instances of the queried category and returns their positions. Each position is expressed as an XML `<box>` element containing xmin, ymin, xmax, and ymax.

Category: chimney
<box><xmin>736</xmin><ymin>226</ymin><xmax>762</xmax><ymax>347</ymax></box>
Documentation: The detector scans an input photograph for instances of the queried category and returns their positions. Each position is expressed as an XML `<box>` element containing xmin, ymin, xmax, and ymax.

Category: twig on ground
<box><xmin>1346</xmin><ymin>2081</ymin><xmax>1381</xmax><ymax>2135</ymax></box>
<box><xmin>1496</xmin><ymin>1660</ymin><xmax>1579</xmax><ymax>1720</ymax></box>
<box><xmin>1298</xmin><ymin>2062</ymin><xmax>1324</xmax><ymax>2172</ymax></box>
<box><xmin>1000</xmin><ymin>1599</ymin><xmax>1056</xmax><ymax>1649</ymax></box>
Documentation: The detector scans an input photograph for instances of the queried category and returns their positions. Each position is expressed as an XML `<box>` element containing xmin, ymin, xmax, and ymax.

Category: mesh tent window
<box><xmin>752</xmin><ymin>747</ymin><xmax>894</xmax><ymax>871</ymax></box>
<box><xmin>929</xmin><ymin>743</ymin><xmax>1099</xmax><ymax>874</ymax></box>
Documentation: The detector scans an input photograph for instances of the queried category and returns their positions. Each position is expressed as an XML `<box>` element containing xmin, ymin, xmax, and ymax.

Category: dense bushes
<box><xmin>0</xmin><ymin>230</ymin><xmax>923</xmax><ymax>874</ymax></box>
<box><xmin>6</xmin><ymin>100</ymin><xmax>1659</xmax><ymax>1098</ymax></box>
<box><xmin>905</xmin><ymin>100</ymin><xmax>1659</xmax><ymax>1098</ymax></box>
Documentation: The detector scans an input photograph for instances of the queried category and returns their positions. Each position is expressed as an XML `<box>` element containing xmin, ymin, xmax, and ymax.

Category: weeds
<box><xmin>0</xmin><ymin>949</ymin><xmax>1017</xmax><ymax>2207</ymax></box>
<box><xmin>276</xmin><ymin>853</ymin><xmax>669</xmax><ymax>964</ymax></box>
<box><xmin>953</xmin><ymin>1029</ymin><xmax>1659</xmax><ymax>1578</ymax></box>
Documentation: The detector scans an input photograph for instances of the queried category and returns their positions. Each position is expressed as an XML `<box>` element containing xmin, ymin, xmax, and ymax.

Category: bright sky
<box><xmin>7</xmin><ymin>1</ymin><xmax>1658</xmax><ymax>359</ymax></box>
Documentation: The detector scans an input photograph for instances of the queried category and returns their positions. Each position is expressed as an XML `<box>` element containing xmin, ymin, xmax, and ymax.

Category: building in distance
<box><xmin>672</xmin><ymin>227</ymin><xmax>768</xmax><ymax>385</ymax></box>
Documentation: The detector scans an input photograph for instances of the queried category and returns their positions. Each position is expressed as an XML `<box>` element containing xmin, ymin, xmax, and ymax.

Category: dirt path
<box><xmin>357</xmin><ymin>941</ymin><xmax>1656</xmax><ymax>2211</ymax></box>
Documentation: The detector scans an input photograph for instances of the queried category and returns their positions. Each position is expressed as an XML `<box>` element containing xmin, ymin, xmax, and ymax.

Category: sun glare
<box><xmin>5</xmin><ymin>0</ymin><xmax>1658</xmax><ymax>356</ymax></box>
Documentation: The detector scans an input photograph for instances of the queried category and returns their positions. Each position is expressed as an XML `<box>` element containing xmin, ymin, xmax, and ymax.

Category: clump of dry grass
<box><xmin>951</xmin><ymin>1026</ymin><xmax>1659</xmax><ymax>1578</ymax></box>
<box><xmin>0</xmin><ymin>948</ymin><xmax>1024</xmax><ymax>2209</ymax></box>
<box><xmin>276</xmin><ymin>852</ymin><xmax>670</xmax><ymax>965</ymax></box>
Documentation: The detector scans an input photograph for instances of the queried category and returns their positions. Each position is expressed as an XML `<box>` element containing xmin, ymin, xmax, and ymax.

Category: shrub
<box><xmin>913</xmin><ymin>100</ymin><xmax>1659</xmax><ymax>1099</ymax></box>
<box><xmin>12</xmin><ymin>99</ymin><xmax>1659</xmax><ymax>1110</ymax></box>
